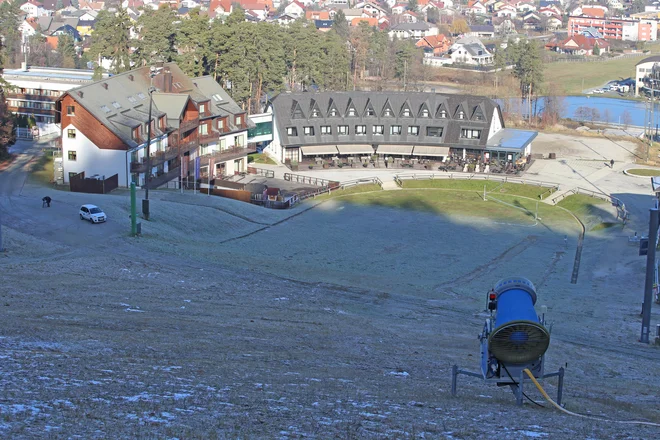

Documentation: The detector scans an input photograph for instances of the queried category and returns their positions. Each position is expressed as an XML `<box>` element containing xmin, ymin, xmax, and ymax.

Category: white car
<box><xmin>594</xmin><ymin>89</ymin><xmax>605</xmax><ymax>94</ymax></box>
<box><xmin>79</xmin><ymin>204</ymin><xmax>107</xmax><ymax>223</ymax></box>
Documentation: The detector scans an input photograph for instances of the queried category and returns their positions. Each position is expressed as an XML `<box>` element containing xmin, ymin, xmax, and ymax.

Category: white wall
<box><xmin>488</xmin><ymin>108</ymin><xmax>503</xmax><ymax>139</ymax></box>
<box><xmin>265</xmin><ymin>122</ymin><xmax>284</xmax><ymax>164</ymax></box>
<box><xmin>62</xmin><ymin>123</ymin><xmax>129</xmax><ymax>187</ymax></box>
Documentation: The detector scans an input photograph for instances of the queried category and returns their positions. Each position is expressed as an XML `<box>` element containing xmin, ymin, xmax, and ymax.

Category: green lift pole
<box><xmin>130</xmin><ymin>182</ymin><xmax>137</xmax><ymax>236</ymax></box>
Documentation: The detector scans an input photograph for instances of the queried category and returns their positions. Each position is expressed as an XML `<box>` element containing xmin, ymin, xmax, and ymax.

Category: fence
<box><xmin>394</xmin><ymin>173</ymin><xmax>559</xmax><ymax>197</ymax></box>
<box><xmin>284</xmin><ymin>172</ymin><xmax>338</xmax><ymax>187</ymax></box>
<box><xmin>209</xmin><ymin>188</ymin><xmax>252</xmax><ymax>203</ymax></box>
<box><xmin>247</xmin><ymin>166</ymin><xmax>275</xmax><ymax>178</ymax></box>
<box><xmin>551</xmin><ymin>187</ymin><xmax>629</xmax><ymax>221</ymax></box>
<box><xmin>298</xmin><ymin>176</ymin><xmax>383</xmax><ymax>201</ymax></box>
<box><xmin>69</xmin><ymin>172</ymin><xmax>119</xmax><ymax>194</ymax></box>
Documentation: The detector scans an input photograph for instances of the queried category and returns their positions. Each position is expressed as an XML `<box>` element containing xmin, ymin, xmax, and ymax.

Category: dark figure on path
<box><xmin>610</xmin><ymin>159</ymin><xmax>615</xmax><ymax>168</ymax></box>
<box><xmin>42</xmin><ymin>196</ymin><xmax>51</xmax><ymax>208</ymax></box>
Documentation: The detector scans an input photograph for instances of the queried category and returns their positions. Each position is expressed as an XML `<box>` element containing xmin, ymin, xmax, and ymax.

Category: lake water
<box><xmin>501</xmin><ymin>96</ymin><xmax>660</xmax><ymax>128</ymax></box>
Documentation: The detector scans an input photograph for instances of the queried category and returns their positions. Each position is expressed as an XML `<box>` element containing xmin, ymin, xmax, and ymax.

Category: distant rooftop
<box><xmin>1</xmin><ymin>66</ymin><xmax>109</xmax><ymax>84</ymax></box>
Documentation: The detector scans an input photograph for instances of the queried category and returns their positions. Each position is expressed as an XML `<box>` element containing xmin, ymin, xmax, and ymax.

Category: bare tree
<box><xmin>622</xmin><ymin>110</ymin><xmax>632</xmax><ymax>129</ymax></box>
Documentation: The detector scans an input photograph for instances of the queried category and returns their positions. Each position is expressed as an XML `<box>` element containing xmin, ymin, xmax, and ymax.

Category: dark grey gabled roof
<box><xmin>271</xmin><ymin>91</ymin><xmax>503</xmax><ymax>149</ymax></box>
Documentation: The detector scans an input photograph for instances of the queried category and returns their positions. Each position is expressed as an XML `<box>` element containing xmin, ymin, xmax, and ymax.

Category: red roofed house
<box><xmin>283</xmin><ymin>0</ymin><xmax>305</xmax><ymax>17</ymax></box>
<box><xmin>351</xmin><ymin>17</ymin><xmax>378</xmax><ymax>27</ymax></box>
<box><xmin>546</xmin><ymin>34</ymin><xmax>610</xmax><ymax>56</ymax></box>
<box><xmin>580</xmin><ymin>5</ymin><xmax>607</xmax><ymax>18</ymax></box>
<box><xmin>306</xmin><ymin>10</ymin><xmax>330</xmax><ymax>20</ymax></box>
<box><xmin>416</xmin><ymin>34</ymin><xmax>451</xmax><ymax>55</ymax></box>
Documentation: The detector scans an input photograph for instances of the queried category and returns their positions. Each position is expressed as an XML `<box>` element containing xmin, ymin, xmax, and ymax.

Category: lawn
<box><xmin>248</xmin><ymin>153</ymin><xmax>277</xmax><ymax>165</ymax></box>
<box><xmin>545</xmin><ymin>56</ymin><xmax>645</xmax><ymax>95</ymax></box>
<box><xmin>400</xmin><ymin>179</ymin><xmax>555</xmax><ymax>199</ymax></box>
<box><xmin>28</xmin><ymin>153</ymin><xmax>54</xmax><ymax>186</ymax></box>
<box><xmin>557</xmin><ymin>193</ymin><xmax>614</xmax><ymax>230</ymax></box>
<box><xmin>312</xmin><ymin>183</ymin><xmax>382</xmax><ymax>201</ymax></box>
<box><xmin>625</xmin><ymin>168</ymin><xmax>660</xmax><ymax>176</ymax></box>
<box><xmin>334</xmin><ymin>189</ymin><xmax>577</xmax><ymax>228</ymax></box>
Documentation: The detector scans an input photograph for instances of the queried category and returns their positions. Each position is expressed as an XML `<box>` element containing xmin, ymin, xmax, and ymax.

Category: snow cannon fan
<box><xmin>451</xmin><ymin>277</ymin><xmax>565</xmax><ymax>406</ymax></box>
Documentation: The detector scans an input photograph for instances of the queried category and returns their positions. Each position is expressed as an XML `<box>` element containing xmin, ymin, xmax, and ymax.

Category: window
<box><xmin>68</xmin><ymin>150</ymin><xmax>77</xmax><ymax>161</ymax></box>
<box><xmin>199</xmin><ymin>124</ymin><xmax>208</xmax><ymax>135</ymax></box>
<box><xmin>329</xmin><ymin>108</ymin><xmax>339</xmax><ymax>117</ymax></box>
<box><xmin>159</xmin><ymin>116</ymin><xmax>166</xmax><ymax>129</ymax></box>
<box><xmin>235</xmin><ymin>115</ymin><xmax>243</xmax><ymax>126</ymax></box>
<box><xmin>355</xmin><ymin>125</ymin><xmax>366</xmax><ymax>135</ymax></box>
<box><xmin>286</xmin><ymin>126</ymin><xmax>298</xmax><ymax>136</ymax></box>
<box><xmin>383</xmin><ymin>108</ymin><xmax>393</xmax><ymax>117</ymax></box>
<box><xmin>426</xmin><ymin>127</ymin><xmax>444</xmax><ymax>137</ymax></box>
<box><xmin>366</xmin><ymin>107</ymin><xmax>376</xmax><ymax>117</ymax></box>
<box><xmin>68</xmin><ymin>172</ymin><xmax>78</xmax><ymax>180</ymax></box>
<box><xmin>373</xmin><ymin>125</ymin><xmax>384</xmax><ymax>135</ymax></box>
<box><xmin>132</xmin><ymin>126</ymin><xmax>141</xmax><ymax>140</ymax></box>
<box><xmin>311</xmin><ymin>108</ymin><xmax>320</xmax><ymax>118</ymax></box>
<box><xmin>67</xmin><ymin>129</ymin><xmax>76</xmax><ymax>139</ymax></box>
<box><xmin>390</xmin><ymin>125</ymin><xmax>402</xmax><ymax>135</ymax></box>
<box><xmin>421</xmin><ymin>108</ymin><xmax>430</xmax><ymax>117</ymax></box>
<box><xmin>439</xmin><ymin>110</ymin><xmax>448</xmax><ymax>118</ymax></box>
<box><xmin>402</xmin><ymin>108</ymin><xmax>411</xmax><ymax>117</ymax></box>
<box><xmin>457</xmin><ymin>111</ymin><xmax>465</xmax><ymax>120</ymax></box>
<box><xmin>303</xmin><ymin>126</ymin><xmax>314</xmax><ymax>136</ymax></box>
<box><xmin>408</xmin><ymin>126</ymin><xmax>419</xmax><ymax>135</ymax></box>
<box><xmin>218</xmin><ymin>119</ymin><xmax>225</xmax><ymax>130</ymax></box>
<box><xmin>338</xmin><ymin>125</ymin><xmax>349</xmax><ymax>135</ymax></box>
<box><xmin>321</xmin><ymin>125</ymin><xmax>332</xmax><ymax>135</ymax></box>
<box><xmin>234</xmin><ymin>135</ymin><xmax>244</xmax><ymax>147</ymax></box>
<box><xmin>67</xmin><ymin>105</ymin><xmax>75</xmax><ymax>116</ymax></box>
<box><xmin>348</xmin><ymin>107</ymin><xmax>357</xmax><ymax>117</ymax></box>
<box><xmin>200</xmin><ymin>103</ymin><xmax>206</xmax><ymax>113</ymax></box>
<box><xmin>112</xmin><ymin>101</ymin><xmax>121</xmax><ymax>109</ymax></box>
<box><xmin>460</xmin><ymin>128</ymin><xmax>481</xmax><ymax>139</ymax></box>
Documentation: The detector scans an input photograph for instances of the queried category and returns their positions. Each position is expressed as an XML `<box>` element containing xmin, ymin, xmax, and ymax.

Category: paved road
<box><xmin>0</xmin><ymin>139</ymin><xmax>126</xmax><ymax>249</ymax></box>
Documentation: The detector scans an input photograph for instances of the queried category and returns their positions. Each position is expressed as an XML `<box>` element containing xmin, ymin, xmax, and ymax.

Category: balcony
<box><xmin>130</xmin><ymin>160</ymin><xmax>148</xmax><ymax>173</ymax></box>
<box><xmin>197</xmin><ymin>144</ymin><xmax>258</xmax><ymax>166</ymax></box>
<box><xmin>180</xmin><ymin>138</ymin><xmax>199</xmax><ymax>153</ymax></box>
<box><xmin>179</xmin><ymin>117</ymin><xmax>200</xmax><ymax>133</ymax></box>
<box><xmin>199</xmin><ymin>131</ymin><xmax>220</xmax><ymax>144</ymax></box>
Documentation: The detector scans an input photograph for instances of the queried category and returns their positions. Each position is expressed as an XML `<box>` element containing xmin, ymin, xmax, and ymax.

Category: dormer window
<box><xmin>402</xmin><ymin>108</ymin><xmax>411</xmax><ymax>117</ymax></box>
<box><xmin>235</xmin><ymin>115</ymin><xmax>242</xmax><ymax>126</ymax></box>
<box><xmin>132</xmin><ymin>126</ymin><xmax>141</xmax><ymax>141</ymax></box>
<box><xmin>159</xmin><ymin>116</ymin><xmax>166</xmax><ymax>129</ymax></box>
<box><xmin>286</xmin><ymin>126</ymin><xmax>298</xmax><ymax>136</ymax></box>
<box><xmin>200</xmin><ymin>103</ymin><xmax>206</xmax><ymax>113</ymax></box>
<box><xmin>218</xmin><ymin>119</ymin><xmax>225</xmax><ymax>130</ymax></box>
<box><xmin>348</xmin><ymin>107</ymin><xmax>356</xmax><ymax>116</ymax></box>
<box><xmin>458</xmin><ymin>111</ymin><xmax>465</xmax><ymax>119</ymax></box>
<box><xmin>311</xmin><ymin>108</ymin><xmax>320</xmax><ymax>117</ymax></box>
<box><xmin>439</xmin><ymin>110</ymin><xmax>447</xmax><ymax>118</ymax></box>
<box><xmin>421</xmin><ymin>109</ymin><xmax>429</xmax><ymax>117</ymax></box>
<box><xmin>384</xmin><ymin>108</ymin><xmax>392</xmax><ymax>117</ymax></box>
<box><xmin>330</xmin><ymin>108</ymin><xmax>338</xmax><ymax>117</ymax></box>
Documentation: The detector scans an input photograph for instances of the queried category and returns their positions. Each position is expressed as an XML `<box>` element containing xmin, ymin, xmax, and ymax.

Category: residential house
<box><xmin>420</xmin><ymin>2</ymin><xmax>445</xmax><ymax>20</ymax></box>
<box><xmin>314</xmin><ymin>19</ymin><xmax>334</xmax><ymax>31</ymax></box>
<box><xmin>267</xmin><ymin>91</ymin><xmax>536</xmax><ymax>165</ymax></box>
<box><xmin>522</xmin><ymin>11</ymin><xmax>541</xmax><ymax>30</ymax></box>
<box><xmin>56</xmin><ymin>63</ymin><xmax>252</xmax><ymax>189</ymax></box>
<box><xmin>77</xmin><ymin>0</ymin><xmax>105</xmax><ymax>11</ymax></box>
<box><xmin>539</xmin><ymin>5</ymin><xmax>562</xmax><ymax>17</ymax></box>
<box><xmin>467</xmin><ymin>24</ymin><xmax>496</xmax><ymax>39</ymax></box>
<box><xmin>546</xmin><ymin>15</ymin><xmax>562</xmax><ymax>30</ymax></box>
<box><xmin>351</xmin><ymin>17</ymin><xmax>378</xmax><ymax>26</ymax></box>
<box><xmin>545</xmin><ymin>34</ymin><xmax>610</xmax><ymax>56</ymax></box>
<box><xmin>42</xmin><ymin>0</ymin><xmax>72</xmax><ymax>10</ymax></box>
<box><xmin>515</xmin><ymin>1</ymin><xmax>536</xmax><ymax>13</ymax></box>
<box><xmin>416</xmin><ymin>33</ymin><xmax>452</xmax><ymax>56</ymax></box>
<box><xmin>356</xmin><ymin>1</ymin><xmax>388</xmax><ymax>18</ymax></box>
<box><xmin>20</xmin><ymin>0</ymin><xmax>49</xmax><ymax>18</ymax></box>
<box><xmin>493</xmin><ymin>18</ymin><xmax>517</xmax><ymax>35</ymax></box>
<box><xmin>391</xmin><ymin>3</ymin><xmax>406</xmax><ymax>14</ymax></box>
<box><xmin>283</xmin><ymin>0</ymin><xmax>305</xmax><ymax>17</ymax></box>
<box><xmin>306</xmin><ymin>10</ymin><xmax>330</xmax><ymax>20</ymax></box>
<box><xmin>449</xmin><ymin>37</ymin><xmax>494</xmax><ymax>65</ymax></box>
<box><xmin>19</xmin><ymin>18</ymin><xmax>39</xmax><ymax>45</ymax></box>
<box><xmin>343</xmin><ymin>9</ymin><xmax>367</xmax><ymax>21</ymax></box>
<box><xmin>122</xmin><ymin>0</ymin><xmax>145</xmax><ymax>8</ymax></box>
<box><xmin>401</xmin><ymin>11</ymin><xmax>420</xmax><ymax>23</ymax></box>
<box><xmin>208</xmin><ymin>0</ymin><xmax>232</xmax><ymax>19</ymax></box>
<box><xmin>579</xmin><ymin>5</ymin><xmax>608</xmax><ymax>18</ymax></box>
<box><xmin>636</xmin><ymin>55</ymin><xmax>660</xmax><ymax>95</ymax></box>
<box><xmin>389</xmin><ymin>22</ymin><xmax>439</xmax><ymax>40</ymax></box>
<box><xmin>466</xmin><ymin>0</ymin><xmax>487</xmax><ymax>14</ymax></box>
<box><xmin>276</xmin><ymin>13</ymin><xmax>298</xmax><ymax>25</ymax></box>
<box><xmin>496</xmin><ymin>4</ymin><xmax>517</xmax><ymax>18</ymax></box>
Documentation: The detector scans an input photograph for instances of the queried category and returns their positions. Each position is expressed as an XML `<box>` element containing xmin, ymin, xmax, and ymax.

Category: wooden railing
<box><xmin>179</xmin><ymin>117</ymin><xmax>200</xmax><ymax>133</ymax></box>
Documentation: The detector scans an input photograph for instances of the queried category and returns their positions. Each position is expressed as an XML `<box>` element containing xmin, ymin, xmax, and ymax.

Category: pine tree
<box><xmin>176</xmin><ymin>8</ymin><xmax>212</xmax><ymax>77</ymax></box>
<box><xmin>134</xmin><ymin>7</ymin><xmax>178</xmax><ymax>66</ymax></box>
<box><xmin>89</xmin><ymin>9</ymin><xmax>131</xmax><ymax>73</ymax></box>
<box><xmin>332</xmin><ymin>10</ymin><xmax>349</xmax><ymax>40</ymax></box>
<box><xmin>57</xmin><ymin>33</ymin><xmax>76</xmax><ymax>68</ymax></box>
<box><xmin>0</xmin><ymin>2</ymin><xmax>21</xmax><ymax>67</ymax></box>
<box><xmin>593</xmin><ymin>44</ymin><xmax>601</xmax><ymax>56</ymax></box>
<box><xmin>0</xmin><ymin>34</ymin><xmax>16</xmax><ymax>158</ymax></box>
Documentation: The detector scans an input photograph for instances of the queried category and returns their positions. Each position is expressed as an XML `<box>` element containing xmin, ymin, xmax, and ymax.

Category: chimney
<box><xmin>128</xmin><ymin>74</ymin><xmax>134</xmax><ymax>81</ymax></box>
<box><xmin>77</xmin><ymin>91</ymin><xmax>84</xmax><ymax>98</ymax></box>
<box><xmin>164</xmin><ymin>68</ymin><xmax>172</xmax><ymax>93</ymax></box>
<box><xmin>102</xmin><ymin>83</ymin><xmax>108</xmax><ymax>90</ymax></box>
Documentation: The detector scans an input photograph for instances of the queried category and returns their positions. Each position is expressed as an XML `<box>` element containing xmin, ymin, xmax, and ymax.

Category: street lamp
<box><xmin>142</xmin><ymin>84</ymin><xmax>157</xmax><ymax>220</ymax></box>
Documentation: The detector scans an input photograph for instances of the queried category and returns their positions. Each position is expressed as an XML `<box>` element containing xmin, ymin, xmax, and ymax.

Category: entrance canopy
<box><xmin>300</xmin><ymin>145</ymin><xmax>339</xmax><ymax>155</ymax></box>
<box><xmin>336</xmin><ymin>144</ymin><xmax>374</xmax><ymax>155</ymax></box>
<box><xmin>376</xmin><ymin>144</ymin><xmax>414</xmax><ymax>155</ymax></box>
<box><xmin>412</xmin><ymin>146</ymin><xmax>450</xmax><ymax>157</ymax></box>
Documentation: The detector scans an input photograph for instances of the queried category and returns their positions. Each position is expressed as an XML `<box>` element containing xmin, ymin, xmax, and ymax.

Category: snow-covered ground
<box><xmin>0</xmin><ymin>133</ymin><xmax>659</xmax><ymax>437</ymax></box>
